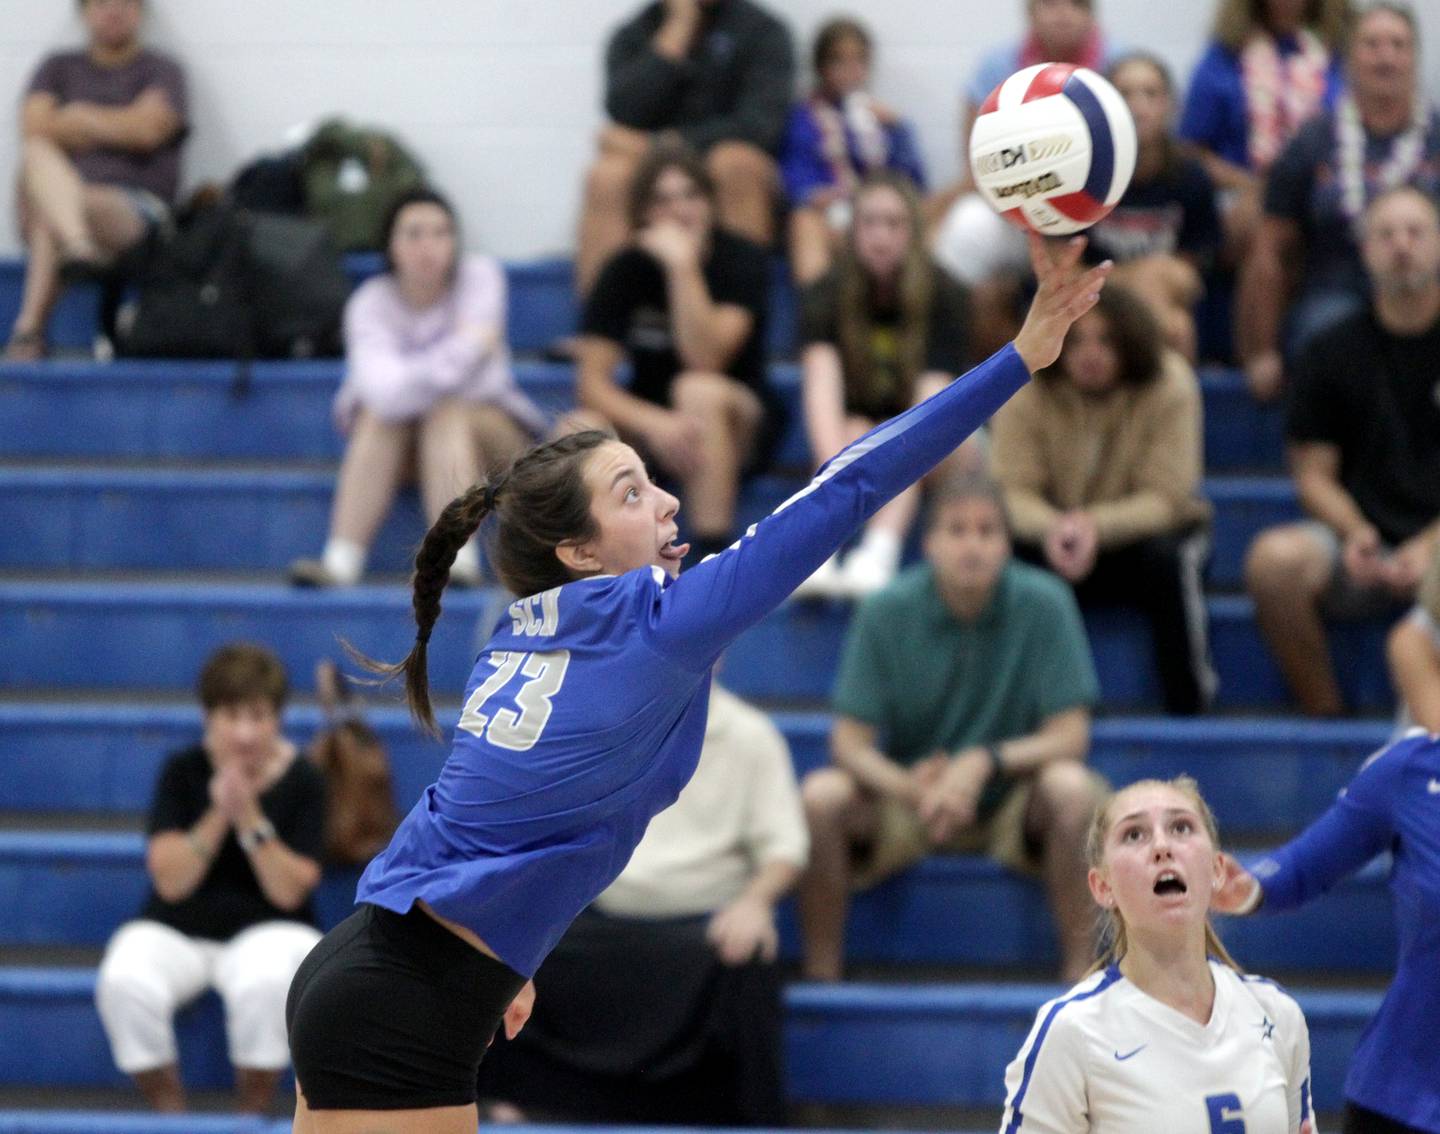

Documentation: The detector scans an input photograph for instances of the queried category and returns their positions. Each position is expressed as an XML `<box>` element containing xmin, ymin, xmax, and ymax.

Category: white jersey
<box><xmin>1000</xmin><ymin>961</ymin><xmax>1314</xmax><ymax>1134</ymax></box>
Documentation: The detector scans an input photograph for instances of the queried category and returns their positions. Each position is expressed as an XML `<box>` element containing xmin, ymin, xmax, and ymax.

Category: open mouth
<box><xmin>1153</xmin><ymin>870</ymin><xmax>1187</xmax><ymax>896</ymax></box>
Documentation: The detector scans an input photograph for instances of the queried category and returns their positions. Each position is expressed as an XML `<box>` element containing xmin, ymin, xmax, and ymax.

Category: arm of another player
<box><xmin>648</xmin><ymin>236</ymin><xmax>1111</xmax><ymax>669</ymax></box>
<box><xmin>1215</xmin><ymin>736</ymin><xmax>1411</xmax><ymax>916</ymax></box>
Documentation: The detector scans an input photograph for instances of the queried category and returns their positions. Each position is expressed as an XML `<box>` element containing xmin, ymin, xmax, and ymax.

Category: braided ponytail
<box><xmin>351</xmin><ymin>481</ymin><xmax>496</xmax><ymax>737</ymax></box>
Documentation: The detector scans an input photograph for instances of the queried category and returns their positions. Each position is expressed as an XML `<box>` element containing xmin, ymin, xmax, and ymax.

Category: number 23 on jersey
<box><xmin>459</xmin><ymin>650</ymin><xmax>571</xmax><ymax>751</ymax></box>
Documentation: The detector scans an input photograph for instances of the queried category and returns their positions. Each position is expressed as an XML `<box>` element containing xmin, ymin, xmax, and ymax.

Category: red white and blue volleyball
<box><xmin>969</xmin><ymin>63</ymin><xmax>1137</xmax><ymax>235</ymax></box>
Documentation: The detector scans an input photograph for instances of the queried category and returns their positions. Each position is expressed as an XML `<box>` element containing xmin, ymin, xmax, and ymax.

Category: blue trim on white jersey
<box><xmin>1004</xmin><ymin>965</ymin><xmax>1125</xmax><ymax>1134</ymax></box>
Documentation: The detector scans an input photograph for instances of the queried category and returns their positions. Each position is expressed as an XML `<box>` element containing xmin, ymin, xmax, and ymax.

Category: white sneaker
<box><xmin>791</xmin><ymin>555</ymin><xmax>848</xmax><ymax>601</ymax></box>
<box><xmin>839</xmin><ymin>546</ymin><xmax>897</xmax><ymax>598</ymax></box>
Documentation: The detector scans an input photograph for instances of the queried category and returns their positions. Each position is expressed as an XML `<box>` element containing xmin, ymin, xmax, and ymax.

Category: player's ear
<box><xmin>1087</xmin><ymin>865</ymin><xmax>1113</xmax><ymax>910</ymax></box>
<box><xmin>555</xmin><ymin>537</ymin><xmax>603</xmax><ymax>577</ymax></box>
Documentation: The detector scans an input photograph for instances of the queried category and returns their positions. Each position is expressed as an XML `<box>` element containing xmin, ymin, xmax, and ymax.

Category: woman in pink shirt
<box><xmin>291</xmin><ymin>189</ymin><xmax>547</xmax><ymax>588</ymax></box>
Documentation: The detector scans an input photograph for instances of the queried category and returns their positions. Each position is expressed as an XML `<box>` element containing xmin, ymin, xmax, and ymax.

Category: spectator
<box><xmin>798</xmin><ymin>474</ymin><xmax>1106</xmax><ymax>983</ymax></box>
<box><xmin>94</xmin><ymin>643</ymin><xmax>325</xmax><ymax>1114</ymax></box>
<box><xmin>793</xmin><ymin>172</ymin><xmax>975</xmax><ymax>600</ymax></box>
<box><xmin>1179</xmin><ymin>0</ymin><xmax>1347</xmax><ymax>263</ymax></box>
<box><xmin>991</xmin><ymin>284</ymin><xmax>1216</xmax><ymax>715</ymax></box>
<box><xmin>1388</xmin><ymin>543</ymin><xmax>1440</xmax><ymax>733</ymax></box>
<box><xmin>780</xmin><ymin>16</ymin><xmax>927</xmax><ymax>285</ymax></box>
<box><xmin>1094</xmin><ymin>53</ymin><xmax>1222</xmax><ymax>361</ymax></box>
<box><xmin>477</xmin><ymin>684</ymin><xmax>806</xmax><ymax>1126</ymax></box>
<box><xmin>575</xmin><ymin>0</ymin><xmax>794</xmax><ymax>295</ymax></box>
<box><xmin>6</xmin><ymin>0</ymin><xmax>187</xmax><ymax>360</ymax></box>
<box><xmin>290</xmin><ymin>188</ymin><xmax>547</xmax><ymax>589</ymax></box>
<box><xmin>1246</xmin><ymin>185</ymin><xmax>1440</xmax><ymax>717</ymax></box>
<box><xmin>577</xmin><ymin>144</ymin><xmax>781</xmax><ymax>564</ymax></box>
<box><xmin>1236</xmin><ymin>1</ymin><xmax>1440</xmax><ymax>401</ymax></box>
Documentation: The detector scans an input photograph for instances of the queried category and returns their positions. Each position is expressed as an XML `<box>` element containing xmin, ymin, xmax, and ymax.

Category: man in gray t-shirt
<box><xmin>6</xmin><ymin>0</ymin><xmax>188</xmax><ymax>360</ymax></box>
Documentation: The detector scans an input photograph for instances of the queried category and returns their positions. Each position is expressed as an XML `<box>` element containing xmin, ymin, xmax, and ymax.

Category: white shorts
<box><xmin>95</xmin><ymin>918</ymin><xmax>322</xmax><ymax>1074</ymax></box>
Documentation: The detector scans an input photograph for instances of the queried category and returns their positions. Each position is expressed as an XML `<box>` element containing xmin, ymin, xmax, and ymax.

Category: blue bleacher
<box><xmin>0</xmin><ymin>252</ymin><xmax>1401</xmax><ymax>1125</ymax></box>
<box><xmin>0</xmin><ymin>967</ymin><xmax>1380</xmax><ymax>1112</ymax></box>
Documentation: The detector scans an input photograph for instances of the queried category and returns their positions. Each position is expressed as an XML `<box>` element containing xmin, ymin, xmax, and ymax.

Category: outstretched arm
<box><xmin>647</xmin><ymin>235</ymin><xmax>1111</xmax><ymax>669</ymax></box>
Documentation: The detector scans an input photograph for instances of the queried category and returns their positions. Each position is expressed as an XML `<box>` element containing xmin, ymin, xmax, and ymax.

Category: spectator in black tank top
<box><xmin>94</xmin><ymin>643</ymin><xmax>326</xmax><ymax>1114</ymax></box>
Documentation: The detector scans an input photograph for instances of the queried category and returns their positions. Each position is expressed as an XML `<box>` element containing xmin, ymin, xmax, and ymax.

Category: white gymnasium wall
<box><xmin>2</xmin><ymin>1</ymin><xmax>1439</xmax><ymax>259</ymax></box>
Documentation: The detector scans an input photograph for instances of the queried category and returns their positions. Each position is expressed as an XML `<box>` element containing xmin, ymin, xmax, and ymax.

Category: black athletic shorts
<box><xmin>286</xmin><ymin>902</ymin><xmax>527</xmax><ymax>1110</ymax></box>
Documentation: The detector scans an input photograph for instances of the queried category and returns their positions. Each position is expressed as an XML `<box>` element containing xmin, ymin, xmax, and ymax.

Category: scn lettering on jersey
<box><xmin>509</xmin><ymin>588</ymin><xmax>561</xmax><ymax>637</ymax></box>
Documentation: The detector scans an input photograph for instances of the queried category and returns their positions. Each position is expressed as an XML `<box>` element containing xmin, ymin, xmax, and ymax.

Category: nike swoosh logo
<box><xmin>1114</xmin><ymin>1045</ymin><xmax>1146</xmax><ymax>1061</ymax></box>
<box><xmin>1428</xmin><ymin>778</ymin><xmax>1440</xmax><ymax>794</ymax></box>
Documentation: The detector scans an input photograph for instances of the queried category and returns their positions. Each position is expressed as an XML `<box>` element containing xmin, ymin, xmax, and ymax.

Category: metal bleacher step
<box><xmin>0</xmin><ymin>463</ymin><xmax>1301</xmax><ymax>588</ymax></box>
<box><xmin>0</xmin><ymin>967</ymin><xmax>1379</xmax><ymax>1112</ymax></box>
<box><xmin>0</xmin><ymin>828</ymin><xmax>1397</xmax><ymax>975</ymax></box>
<box><xmin>0</xmin><ymin>355</ymin><xmax>1282</xmax><ymax>474</ymax></box>
<box><xmin>0</xmin><ymin>700</ymin><xmax>1391</xmax><ymax>837</ymax></box>
<box><xmin>0</xmin><ymin>577</ymin><xmax>1394</xmax><ymax>711</ymax></box>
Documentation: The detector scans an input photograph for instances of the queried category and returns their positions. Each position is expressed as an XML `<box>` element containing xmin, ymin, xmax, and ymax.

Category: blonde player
<box><xmin>1000</xmin><ymin>777</ymin><xmax>1315</xmax><ymax>1133</ymax></box>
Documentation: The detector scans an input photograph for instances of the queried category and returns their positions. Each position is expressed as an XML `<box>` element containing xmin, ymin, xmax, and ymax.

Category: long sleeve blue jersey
<box><xmin>1249</xmin><ymin>730</ymin><xmax>1440</xmax><ymax>1132</ymax></box>
<box><xmin>357</xmin><ymin>344</ymin><xmax>1031</xmax><ymax>977</ymax></box>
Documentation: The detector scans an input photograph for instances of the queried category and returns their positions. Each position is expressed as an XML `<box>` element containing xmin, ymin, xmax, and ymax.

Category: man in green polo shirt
<box><xmin>797</xmin><ymin>474</ymin><xmax>1106</xmax><ymax>982</ymax></box>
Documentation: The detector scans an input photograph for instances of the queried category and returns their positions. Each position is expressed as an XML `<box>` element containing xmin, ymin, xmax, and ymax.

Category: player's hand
<box><xmin>502</xmin><ymin>980</ymin><xmax>536</xmax><ymax>1040</ymax></box>
<box><xmin>1012</xmin><ymin>234</ymin><xmax>1112</xmax><ymax>374</ymax></box>
<box><xmin>707</xmin><ymin>894</ymin><xmax>779</xmax><ymax>965</ymax></box>
<box><xmin>1211</xmin><ymin>852</ymin><xmax>1262</xmax><ymax>916</ymax></box>
<box><xmin>1342</xmin><ymin>525</ymin><xmax>1385</xmax><ymax>590</ymax></box>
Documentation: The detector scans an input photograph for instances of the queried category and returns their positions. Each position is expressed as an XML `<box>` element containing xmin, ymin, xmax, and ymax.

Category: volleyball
<box><xmin>969</xmin><ymin>63</ymin><xmax>1137</xmax><ymax>235</ymax></box>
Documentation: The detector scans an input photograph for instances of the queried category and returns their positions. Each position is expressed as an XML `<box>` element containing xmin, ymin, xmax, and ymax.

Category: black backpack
<box><xmin>117</xmin><ymin>201</ymin><xmax>351</xmax><ymax>385</ymax></box>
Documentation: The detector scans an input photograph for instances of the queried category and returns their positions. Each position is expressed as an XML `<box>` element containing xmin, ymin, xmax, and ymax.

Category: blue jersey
<box><xmin>1249</xmin><ymin>730</ymin><xmax>1440</xmax><ymax>1132</ymax></box>
<box><xmin>358</xmin><ymin>344</ymin><xmax>1032</xmax><ymax>977</ymax></box>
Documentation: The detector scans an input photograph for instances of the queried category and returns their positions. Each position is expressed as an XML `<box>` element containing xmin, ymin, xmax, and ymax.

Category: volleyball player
<box><xmin>1001</xmin><ymin>777</ymin><xmax>1315</xmax><ymax>1133</ymax></box>
<box><xmin>1217</xmin><ymin>730</ymin><xmax>1440</xmax><ymax>1134</ymax></box>
<box><xmin>284</xmin><ymin>235</ymin><xmax>1112</xmax><ymax>1133</ymax></box>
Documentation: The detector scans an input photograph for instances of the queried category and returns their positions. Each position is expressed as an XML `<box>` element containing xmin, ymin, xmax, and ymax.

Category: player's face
<box><xmin>389</xmin><ymin>203</ymin><xmax>458</xmax><ymax>297</ymax></box>
<box><xmin>645</xmin><ymin>168</ymin><xmax>713</xmax><ymax>240</ymax></box>
<box><xmin>1111</xmin><ymin>60</ymin><xmax>1171</xmax><ymax>149</ymax></box>
<box><xmin>1348</xmin><ymin>9</ymin><xmax>1416</xmax><ymax>105</ymax></box>
<box><xmin>924</xmin><ymin>496</ymin><xmax>1010</xmax><ymax>600</ymax></box>
<box><xmin>1060</xmin><ymin>309</ymin><xmax>1119</xmax><ymax>394</ymax></box>
<box><xmin>1028</xmin><ymin>0</ymin><xmax>1093</xmax><ymax>58</ymax></box>
<box><xmin>204</xmin><ymin>698</ymin><xmax>282</xmax><ymax>778</ymax></box>
<box><xmin>820</xmin><ymin>34</ymin><xmax>871</xmax><ymax>100</ymax></box>
<box><xmin>574</xmin><ymin>441</ymin><xmax>686</xmax><ymax>579</ymax></box>
<box><xmin>1362</xmin><ymin>191</ymin><xmax>1440</xmax><ymax>296</ymax></box>
<box><xmin>1090</xmin><ymin>784</ymin><xmax>1224</xmax><ymax>936</ymax></box>
<box><xmin>852</xmin><ymin>186</ymin><xmax>912</xmax><ymax>279</ymax></box>
<box><xmin>83</xmin><ymin>0</ymin><xmax>143</xmax><ymax>51</ymax></box>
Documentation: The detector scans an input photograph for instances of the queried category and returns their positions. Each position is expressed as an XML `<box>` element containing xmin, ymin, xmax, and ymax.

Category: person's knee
<box><xmin>1245</xmin><ymin>526</ymin><xmax>1327</xmax><ymax>598</ymax></box>
<box><xmin>705</xmin><ymin>142</ymin><xmax>776</xmax><ymax>195</ymax></box>
<box><xmin>585</xmin><ymin>149</ymin><xmax>640</xmax><ymax>208</ymax></box>
<box><xmin>1033</xmin><ymin>763</ymin><xmax>1104</xmax><ymax>833</ymax></box>
<box><xmin>802</xmin><ymin>766</ymin><xmax>860</xmax><ymax>828</ymax></box>
<box><xmin>671</xmin><ymin>370</ymin><xmax>734</xmax><ymax>419</ymax></box>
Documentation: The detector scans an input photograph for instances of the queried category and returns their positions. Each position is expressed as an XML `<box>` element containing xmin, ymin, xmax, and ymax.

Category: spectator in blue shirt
<box><xmin>780</xmin><ymin>16</ymin><xmax>927</xmax><ymax>285</ymax></box>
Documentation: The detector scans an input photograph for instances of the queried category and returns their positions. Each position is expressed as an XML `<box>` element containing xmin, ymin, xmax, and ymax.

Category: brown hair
<box><xmin>1106</xmin><ymin>52</ymin><xmax>1185</xmax><ymax>176</ymax></box>
<box><xmin>197</xmin><ymin>643</ymin><xmax>289</xmax><ymax>713</ymax></box>
<box><xmin>626</xmin><ymin>142</ymin><xmax>717</xmax><ymax>233</ymax></box>
<box><xmin>1212</xmin><ymin>0</ymin><xmax>1349</xmax><ymax>53</ymax></box>
<box><xmin>1084</xmin><ymin>776</ymin><xmax>1242</xmax><ymax>976</ymax></box>
<box><xmin>835</xmin><ymin>171</ymin><xmax>935</xmax><ymax>411</ymax></box>
<box><xmin>356</xmin><ymin>430</ymin><xmax>614</xmax><ymax>737</ymax></box>
<box><xmin>924</xmin><ymin>472</ymin><xmax>1013</xmax><ymax>537</ymax></box>
<box><xmin>1041</xmin><ymin>282</ymin><xmax>1163</xmax><ymax>389</ymax></box>
<box><xmin>812</xmin><ymin>15</ymin><xmax>873</xmax><ymax>77</ymax></box>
